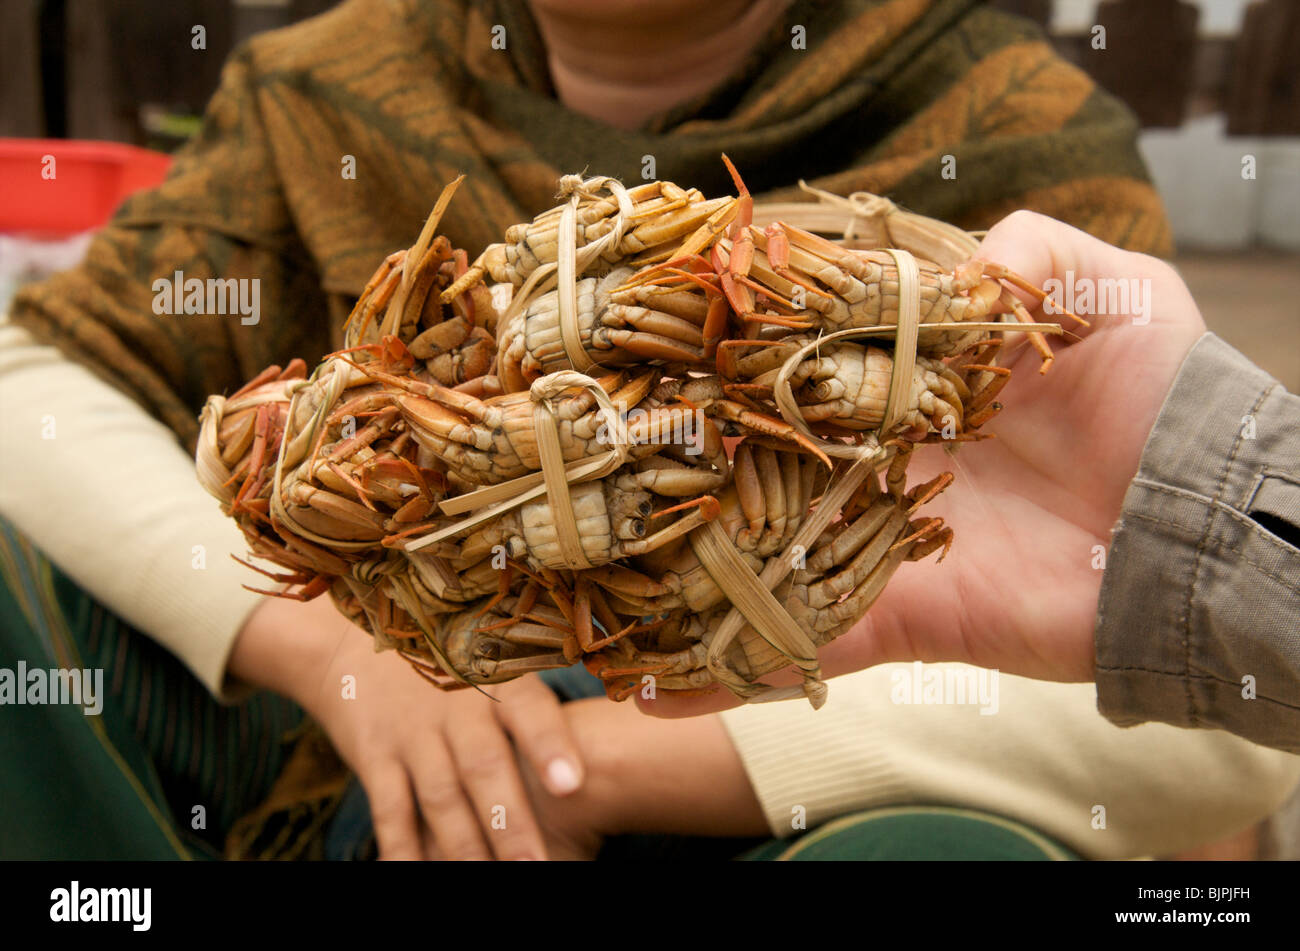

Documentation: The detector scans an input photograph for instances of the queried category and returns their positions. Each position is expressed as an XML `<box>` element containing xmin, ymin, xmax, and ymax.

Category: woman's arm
<box><xmin>526</xmin><ymin>665</ymin><xmax>1299</xmax><ymax>860</ymax></box>
<box><xmin>717</xmin><ymin>664</ymin><xmax>1300</xmax><ymax>858</ymax></box>
<box><xmin>0</xmin><ymin>322</ymin><xmax>262</xmax><ymax>698</ymax></box>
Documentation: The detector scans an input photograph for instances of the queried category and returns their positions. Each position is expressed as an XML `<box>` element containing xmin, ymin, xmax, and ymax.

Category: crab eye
<box><xmin>630</xmin><ymin>519</ymin><xmax>646</xmax><ymax>538</ymax></box>
<box><xmin>638</xmin><ymin>500</ymin><xmax>652</xmax><ymax>518</ymax></box>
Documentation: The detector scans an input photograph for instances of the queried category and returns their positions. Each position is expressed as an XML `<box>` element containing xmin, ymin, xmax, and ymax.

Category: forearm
<box><xmin>718</xmin><ymin>663</ymin><xmax>1300</xmax><ymax>857</ymax></box>
<box><xmin>561</xmin><ymin>696</ymin><xmax>767</xmax><ymax>839</ymax></box>
<box><xmin>1095</xmin><ymin>332</ymin><xmax>1300</xmax><ymax>751</ymax></box>
<box><xmin>0</xmin><ymin>322</ymin><xmax>264</xmax><ymax>699</ymax></box>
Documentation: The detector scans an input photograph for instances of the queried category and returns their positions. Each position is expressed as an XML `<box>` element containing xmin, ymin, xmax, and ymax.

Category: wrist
<box><xmin>563</xmin><ymin>697</ymin><xmax>767</xmax><ymax>838</ymax></box>
<box><xmin>227</xmin><ymin>595</ymin><xmax>352</xmax><ymax>712</ymax></box>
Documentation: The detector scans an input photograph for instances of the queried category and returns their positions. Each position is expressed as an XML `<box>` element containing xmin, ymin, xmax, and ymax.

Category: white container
<box><xmin>1140</xmin><ymin>116</ymin><xmax>1263</xmax><ymax>250</ymax></box>
<box><xmin>1257</xmin><ymin>141</ymin><xmax>1300</xmax><ymax>251</ymax></box>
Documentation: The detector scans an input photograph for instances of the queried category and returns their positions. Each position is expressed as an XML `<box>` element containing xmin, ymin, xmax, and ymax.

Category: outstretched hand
<box><xmin>641</xmin><ymin>210</ymin><xmax>1207</xmax><ymax>718</ymax></box>
<box><xmin>230</xmin><ymin>594</ymin><xmax>586</xmax><ymax>858</ymax></box>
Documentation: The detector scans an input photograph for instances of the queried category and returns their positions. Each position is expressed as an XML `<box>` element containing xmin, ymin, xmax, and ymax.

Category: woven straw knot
<box><xmin>844</xmin><ymin>190</ymin><xmax>896</xmax><ymax>219</ymax></box>
<box><xmin>796</xmin><ymin>179</ymin><xmax>899</xmax><ymax>241</ymax></box>
<box><xmin>557</xmin><ymin>173</ymin><xmax>589</xmax><ymax>198</ymax></box>
<box><xmin>558</xmin><ymin>174</ymin><xmax>624</xmax><ymax>205</ymax></box>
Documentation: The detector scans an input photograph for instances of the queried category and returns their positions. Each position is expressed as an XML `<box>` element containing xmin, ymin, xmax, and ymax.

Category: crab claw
<box><xmin>718</xmin><ymin>154</ymin><xmax>757</xmax><ymax>320</ymax></box>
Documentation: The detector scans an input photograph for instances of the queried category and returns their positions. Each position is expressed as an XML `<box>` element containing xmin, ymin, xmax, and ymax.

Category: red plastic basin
<box><xmin>0</xmin><ymin>138</ymin><xmax>172</xmax><ymax>237</ymax></box>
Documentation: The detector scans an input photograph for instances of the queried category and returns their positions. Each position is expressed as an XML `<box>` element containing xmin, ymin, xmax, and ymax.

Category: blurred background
<box><xmin>0</xmin><ymin>0</ymin><xmax>1297</xmax><ymax>856</ymax></box>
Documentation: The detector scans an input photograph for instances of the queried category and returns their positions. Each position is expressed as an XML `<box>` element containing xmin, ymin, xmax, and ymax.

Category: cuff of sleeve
<box><xmin>1095</xmin><ymin>332</ymin><xmax>1298</xmax><ymax>735</ymax></box>
<box><xmin>719</xmin><ymin>674</ymin><xmax>908</xmax><ymax>837</ymax></box>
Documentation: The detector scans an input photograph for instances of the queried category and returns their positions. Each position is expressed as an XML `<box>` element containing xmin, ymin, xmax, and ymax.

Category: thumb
<box><xmin>975</xmin><ymin>210</ymin><xmax>1142</xmax><ymax>298</ymax></box>
<box><xmin>972</xmin><ymin>209</ymin><xmax>1189</xmax><ymax>337</ymax></box>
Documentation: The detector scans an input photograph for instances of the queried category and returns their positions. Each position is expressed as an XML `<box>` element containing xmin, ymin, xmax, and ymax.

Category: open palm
<box><xmin>643</xmin><ymin>211</ymin><xmax>1207</xmax><ymax>717</ymax></box>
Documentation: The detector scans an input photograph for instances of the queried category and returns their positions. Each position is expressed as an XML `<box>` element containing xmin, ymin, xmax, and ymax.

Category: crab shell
<box><xmin>428</xmin><ymin>475</ymin><xmax>655</xmax><ymax>573</ymax></box>
<box><xmin>783</xmin><ymin>342</ymin><xmax>969</xmax><ymax>437</ymax></box>
<box><xmin>481</xmin><ymin>180</ymin><xmax>731</xmax><ymax>288</ymax></box>
<box><xmin>498</xmin><ymin>267</ymin><xmax>715</xmax><ymax>385</ymax></box>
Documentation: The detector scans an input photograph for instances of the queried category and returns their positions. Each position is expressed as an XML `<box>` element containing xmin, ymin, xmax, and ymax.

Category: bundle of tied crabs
<box><xmin>196</xmin><ymin>158</ymin><xmax>1077</xmax><ymax>708</ymax></box>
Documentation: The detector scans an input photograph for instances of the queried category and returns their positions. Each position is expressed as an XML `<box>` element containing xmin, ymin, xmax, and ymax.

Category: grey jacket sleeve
<box><xmin>1095</xmin><ymin>332</ymin><xmax>1300</xmax><ymax>752</ymax></box>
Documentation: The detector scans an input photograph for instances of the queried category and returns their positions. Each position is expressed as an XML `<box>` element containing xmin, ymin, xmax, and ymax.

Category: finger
<box><xmin>420</xmin><ymin>821</ymin><xmax>449</xmax><ymax>861</ymax></box>
<box><xmin>361</xmin><ymin>759</ymin><xmax>422</xmax><ymax>860</ymax></box>
<box><xmin>973</xmin><ymin>210</ymin><xmax>1170</xmax><ymax>339</ymax></box>
<box><xmin>977</xmin><ymin>210</ymin><xmax>1124</xmax><ymax>303</ymax></box>
<box><xmin>409</xmin><ymin>735</ymin><xmax>491</xmax><ymax>860</ymax></box>
<box><xmin>493</xmin><ymin>676</ymin><xmax>585</xmax><ymax>796</ymax></box>
<box><xmin>419</xmin><ymin>820</ymin><xmax>437</xmax><ymax>860</ymax></box>
<box><xmin>634</xmin><ymin>680</ymin><xmax>739</xmax><ymax>718</ymax></box>
<box><xmin>444</xmin><ymin>708</ymin><xmax>548</xmax><ymax>860</ymax></box>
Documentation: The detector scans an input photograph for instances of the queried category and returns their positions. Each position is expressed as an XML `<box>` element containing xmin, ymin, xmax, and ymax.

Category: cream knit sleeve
<box><xmin>719</xmin><ymin>662</ymin><xmax>1300</xmax><ymax>858</ymax></box>
<box><xmin>0</xmin><ymin>321</ymin><xmax>263</xmax><ymax>700</ymax></box>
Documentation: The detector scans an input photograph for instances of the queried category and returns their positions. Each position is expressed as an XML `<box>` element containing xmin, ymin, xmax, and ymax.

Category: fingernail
<box><xmin>546</xmin><ymin>757</ymin><xmax>580</xmax><ymax>795</ymax></box>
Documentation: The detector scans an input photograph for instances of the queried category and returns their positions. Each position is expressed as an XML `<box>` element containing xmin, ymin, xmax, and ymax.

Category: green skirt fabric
<box><xmin>743</xmin><ymin>806</ymin><xmax>1078</xmax><ymax>860</ymax></box>
<box><xmin>0</xmin><ymin>517</ymin><xmax>304</xmax><ymax>859</ymax></box>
